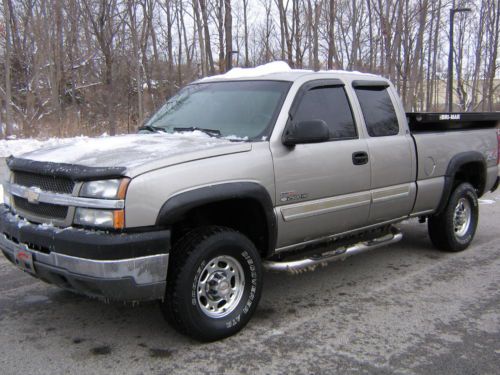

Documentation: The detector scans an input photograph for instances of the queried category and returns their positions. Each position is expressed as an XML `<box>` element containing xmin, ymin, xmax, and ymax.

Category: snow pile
<box><xmin>202</xmin><ymin>61</ymin><xmax>295</xmax><ymax>81</ymax></box>
<box><xmin>326</xmin><ymin>69</ymin><xmax>376</xmax><ymax>77</ymax></box>
<box><xmin>201</xmin><ymin>61</ymin><xmax>377</xmax><ymax>81</ymax></box>
<box><xmin>0</xmin><ymin>137</ymin><xmax>88</xmax><ymax>158</ymax></box>
<box><xmin>479</xmin><ymin>199</ymin><xmax>495</xmax><ymax>205</ymax></box>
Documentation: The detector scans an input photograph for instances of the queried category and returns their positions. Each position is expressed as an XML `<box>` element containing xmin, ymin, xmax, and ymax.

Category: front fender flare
<box><xmin>155</xmin><ymin>182</ymin><xmax>277</xmax><ymax>255</ymax></box>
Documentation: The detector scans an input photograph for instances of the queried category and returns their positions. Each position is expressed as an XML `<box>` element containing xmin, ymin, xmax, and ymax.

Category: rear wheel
<box><xmin>161</xmin><ymin>226</ymin><xmax>262</xmax><ymax>341</ymax></box>
<box><xmin>428</xmin><ymin>182</ymin><xmax>479</xmax><ymax>252</ymax></box>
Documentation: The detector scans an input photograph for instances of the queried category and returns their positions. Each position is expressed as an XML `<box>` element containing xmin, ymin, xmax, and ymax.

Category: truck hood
<box><xmin>16</xmin><ymin>132</ymin><xmax>252</xmax><ymax>177</ymax></box>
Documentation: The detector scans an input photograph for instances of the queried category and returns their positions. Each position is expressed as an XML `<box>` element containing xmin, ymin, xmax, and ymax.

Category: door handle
<box><xmin>352</xmin><ymin>151</ymin><xmax>369</xmax><ymax>165</ymax></box>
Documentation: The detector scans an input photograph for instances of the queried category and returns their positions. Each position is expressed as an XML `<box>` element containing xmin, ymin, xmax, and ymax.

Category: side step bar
<box><xmin>263</xmin><ymin>228</ymin><xmax>403</xmax><ymax>272</ymax></box>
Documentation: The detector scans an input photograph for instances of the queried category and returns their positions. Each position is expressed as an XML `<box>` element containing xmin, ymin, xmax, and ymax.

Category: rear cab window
<box><xmin>353</xmin><ymin>82</ymin><xmax>399</xmax><ymax>137</ymax></box>
<box><xmin>293</xmin><ymin>83</ymin><xmax>357</xmax><ymax>141</ymax></box>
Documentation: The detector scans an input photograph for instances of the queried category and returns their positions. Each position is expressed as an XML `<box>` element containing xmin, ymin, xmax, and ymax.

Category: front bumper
<box><xmin>0</xmin><ymin>205</ymin><xmax>170</xmax><ymax>301</ymax></box>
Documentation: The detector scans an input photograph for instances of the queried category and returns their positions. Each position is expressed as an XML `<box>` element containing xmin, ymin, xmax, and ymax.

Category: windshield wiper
<box><xmin>173</xmin><ymin>126</ymin><xmax>221</xmax><ymax>138</ymax></box>
<box><xmin>138</xmin><ymin>125</ymin><xmax>167</xmax><ymax>133</ymax></box>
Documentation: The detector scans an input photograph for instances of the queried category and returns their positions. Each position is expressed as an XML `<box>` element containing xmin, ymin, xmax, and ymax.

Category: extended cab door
<box><xmin>351</xmin><ymin>81</ymin><xmax>417</xmax><ymax>224</ymax></box>
<box><xmin>271</xmin><ymin>80</ymin><xmax>371</xmax><ymax>250</ymax></box>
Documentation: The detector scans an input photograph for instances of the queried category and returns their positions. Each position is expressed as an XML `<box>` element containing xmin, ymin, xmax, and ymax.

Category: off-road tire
<box><xmin>161</xmin><ymin>226</ymin><xmax>262</xmax><ymax>341</ymax></box>
<box><xmin>428</xmin><ymin>182</ymin><xmax>479</xmax><ymax>252</ymax></box>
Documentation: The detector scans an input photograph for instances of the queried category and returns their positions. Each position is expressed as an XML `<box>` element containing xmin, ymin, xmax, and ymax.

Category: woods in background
<box><xmin>0</xmin><ymin>0</ymin><xmax>499</xmax><ymax>138</ymax></box>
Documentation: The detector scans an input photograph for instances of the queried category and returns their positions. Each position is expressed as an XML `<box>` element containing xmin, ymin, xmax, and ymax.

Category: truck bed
<box><xmin>410</xmin><ymin>126</ymin><xmax>499</xmax><ymax>214</ymax></box>
<box><xmin>407</xmin><ymin>112</ymin><xmax>500</xmax><ymax>132</ymax></box>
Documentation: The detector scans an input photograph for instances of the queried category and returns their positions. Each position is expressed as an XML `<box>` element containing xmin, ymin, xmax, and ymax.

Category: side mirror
<box><xmin>282</xmin><ymin>119</ymin><xmax>330</xmax><ymax>146</ymax></box>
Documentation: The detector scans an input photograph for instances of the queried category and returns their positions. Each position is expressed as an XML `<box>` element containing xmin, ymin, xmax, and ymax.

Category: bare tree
<box><xmin>82</xmin><ymin>0</ymin><xmax>122</xmax><ymax>135</ymax></box>
<box><xmin>1</xmin><ymin>0</ymin><xmax>13</xmax><ymax>136</ymax></box>
<box><xmin>126</xmin><ymin>0</ymin><xmax>144</xmax><ymax>123</ymax></box>
<box><xmin>224</xmin><ymin>0</ymin><xmax>232</xmax><ymax>71</ymax></box>
<box><xmin>242</xmin><ymin>0</ymin><xmax>249</xmax><ymax>66</ymax></box>
<box><xmin>199</xmin><ymin>0</ymin><xmax>215</xmax><ymax>74</ymax></box>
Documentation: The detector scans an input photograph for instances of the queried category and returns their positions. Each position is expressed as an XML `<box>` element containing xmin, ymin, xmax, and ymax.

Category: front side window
<box><xmin>293</xmin><ymin>86</ymin><xmax>357</xmax><ymax>140</ymax></box>
<box><xmin>143</xmin><ymin>81</ymin><xmax>290</xmax><ymax>140</ymax></box>
<box><xmin>354</xmin><ymin>87</ymin><xmax>399</xmax><ymax>137</ymax></box>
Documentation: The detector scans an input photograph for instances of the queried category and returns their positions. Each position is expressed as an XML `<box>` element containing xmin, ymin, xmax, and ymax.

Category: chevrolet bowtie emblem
<box><xmin>25</xmin><ymin>189</ymin><xmax>40</xmax><ymax>204</ymax></box>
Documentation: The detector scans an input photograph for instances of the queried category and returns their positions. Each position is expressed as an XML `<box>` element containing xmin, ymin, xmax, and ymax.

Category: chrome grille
<box><xmin>14</xmin><ymin>171</ymin><xmax>75</xmax><ymax>194</ymax></box>
<box><xmin>13</xmin><ymin>196</ymin><xmax>68</xmax><ymax>219</ymax></box>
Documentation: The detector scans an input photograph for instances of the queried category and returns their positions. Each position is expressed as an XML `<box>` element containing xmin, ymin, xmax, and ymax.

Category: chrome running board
<box><xmin>263</xmin><ymin>228</ymin><xmax>403</xmax><ymax>273</ymax></box>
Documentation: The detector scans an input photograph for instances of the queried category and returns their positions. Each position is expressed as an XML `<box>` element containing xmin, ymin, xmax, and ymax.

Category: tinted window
<box><xmin>354</xmin><ymin>87</ymin><xmax>399</xmax><ymax>136</ymax></box>
<box><xmin>293</xmin><ymin>86</ymin><xmax>357</xmax><ymax>140</ymax></box>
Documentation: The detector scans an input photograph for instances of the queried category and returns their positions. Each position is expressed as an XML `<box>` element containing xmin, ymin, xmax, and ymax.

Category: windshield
<box><xmin>143</xmin><ymin>80</ymin><xmax>291</xmax><ymax>140</ymax></box>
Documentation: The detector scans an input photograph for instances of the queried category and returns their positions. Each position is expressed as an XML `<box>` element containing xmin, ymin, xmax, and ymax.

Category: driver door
<box><xmin>271</xmin><ymin>80</ymin><xmax>371</xmax><ymax>250</ymax></box>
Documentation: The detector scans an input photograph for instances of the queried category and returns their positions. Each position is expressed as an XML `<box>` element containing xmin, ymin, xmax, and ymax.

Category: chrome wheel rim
<box><xmin>196</xmin><ymin>255</ymin><xmax>245</xmax><ymax>318</ymax></box>
<box><xmin>453</xmin><ymin>198</ymin><xmax>471</xmax><ymax>238</ymax></box>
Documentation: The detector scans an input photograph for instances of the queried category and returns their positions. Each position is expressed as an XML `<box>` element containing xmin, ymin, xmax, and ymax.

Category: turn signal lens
<box><xmin>113</xmin><ymin>210</ymin><xmax>125</xmax><ymax>229</ymax></box>
<box><xmin>117</xmin><ymin>178</ymin><xmax>130</xmax><ymax>199</ymax></box>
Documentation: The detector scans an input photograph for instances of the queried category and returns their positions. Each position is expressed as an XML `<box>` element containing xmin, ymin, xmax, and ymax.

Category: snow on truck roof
<box><xmin>198</xmin><ymin>61</ymin><xmax>380</xmax><ymax>83</ymax></box>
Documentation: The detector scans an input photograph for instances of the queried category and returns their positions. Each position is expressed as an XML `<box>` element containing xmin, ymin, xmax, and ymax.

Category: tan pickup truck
<box><xmin>1</xmin><ymin>68</ymin><xmax>499</xmax><ymax>341</ymax></box>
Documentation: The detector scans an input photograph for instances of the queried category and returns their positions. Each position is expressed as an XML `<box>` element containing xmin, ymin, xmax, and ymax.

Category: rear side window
<box><xmin>293</xmin><ymin>86</ymin><xmax>357</xmax><ymax>140</ymax></box>
<box><xmin>354</xmin><ymin>87</ymin><xmax>399</xmax><ymax>137</ymax></box>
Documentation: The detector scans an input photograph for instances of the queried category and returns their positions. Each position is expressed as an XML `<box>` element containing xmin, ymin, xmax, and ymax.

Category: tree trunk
<box><xmin>193</xmin><ymin>0</ymin><xmax>206</xmax><ymax>75</ymax></box>
<box><xmin>224</xmin><ymin>0</ymin><xmax>232</xmax><ymax>71</ymax></box>
<box><xmin>127</xmin><ymin>0</ymin><xmax>144</xmax><ymax>125</ymax></box>
<box><xmin>408</xmin><ymin>0</ymin><xmax>428</xmax><ymax>110</ymax></box>
<box><xmin>278</xmin><ymin>0</ymin><xmax>293</xmax><ymax>66</ymax></box>
<box><xmin>243</xmin><ymin>0</ymin><xmax>249</xmax><ymax>66</ymax></box>
<box><xmin>199</xmin><ymin>0</ymin><xmax>215</xmax><ymax>75</ymax></box>
<box><xmin>216</xmin><ymin>0</ymin><xmax>225</xmax><ymax>72</ymax></box>
<box><xmin>327</xmin><ymin>0</ymin><xmax>336</xmax><ymax>69</ymax></box>
<box><xmin>470</xmin><ymin>1</ymin><xmax>486</xmax><ymax>110</ymax></box>
<box><xmin>486</xmin><ymin>0</ymin><xmax>500</xmax><ymax>110</ymax></box>
<box><xmin>2</xmin><ymin>0</ymin><xmax>14</xmax><ymax>137</ymax></box>
<box><xmin>293</xmin><ymin>0</ymin><xmax>301</xmax><ymax>68</ymax></box>
<box><xmin>430</xmin><ymin>0</ymin><xmax>441</xmax><ymax>110</ymax></box>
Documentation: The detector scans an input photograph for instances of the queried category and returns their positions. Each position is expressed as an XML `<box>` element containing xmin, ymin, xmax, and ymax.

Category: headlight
<box><xmin>74</xmin><ymin>208</ymin><xmax>125</xmax><ymax>229</ymax></box>
<box><xmin>80</xmin><ymin>179</ymin><xmax>129</xmax><ymax>199</ymax></box>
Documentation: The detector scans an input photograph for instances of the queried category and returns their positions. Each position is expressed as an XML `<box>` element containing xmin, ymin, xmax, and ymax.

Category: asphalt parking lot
<box><xmin>0</xmin><ymin>193</ymin><xmax>499</xmax><ymax>375</ymax></box>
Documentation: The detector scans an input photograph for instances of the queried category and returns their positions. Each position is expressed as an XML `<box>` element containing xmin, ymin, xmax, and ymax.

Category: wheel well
<box><xmin>170</xmin><ymin>199</ymin><xmax>270</xmax><ymax>258</ymax></box>
<box><xmin>453</xmin><ymin>161</ymin><xmax>486</xmax><ymax>196</ymax></box>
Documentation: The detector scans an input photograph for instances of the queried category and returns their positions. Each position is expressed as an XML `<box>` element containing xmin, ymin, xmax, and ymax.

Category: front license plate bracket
<box><xmin>14</xmin><ymin>246</ymin><xmax>36</xmax><ymax>275</ymax></box>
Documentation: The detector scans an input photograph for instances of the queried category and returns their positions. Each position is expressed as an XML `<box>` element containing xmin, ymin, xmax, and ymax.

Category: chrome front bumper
<box><xmin>0</xmin><ymin>233</ymin><xmax>169</xmax><ymax>301</ymax></box>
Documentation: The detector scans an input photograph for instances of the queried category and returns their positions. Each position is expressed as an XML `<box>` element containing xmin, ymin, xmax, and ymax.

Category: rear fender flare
<box><xmin>436</xmin><ymin>151</ymin><xmax>486</xmax><ymax>215</ymax></box>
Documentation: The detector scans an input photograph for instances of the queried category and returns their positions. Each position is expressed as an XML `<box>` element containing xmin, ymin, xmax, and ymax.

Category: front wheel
<box><xmin>161</xmin><ymin>226</ymin><xmax>262</xmax><ymax>341</ymax></box>
<box><xmin>428</xmin><ymin>182</ymin><xmax>479</xmax><ymax>252</ymax></box>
